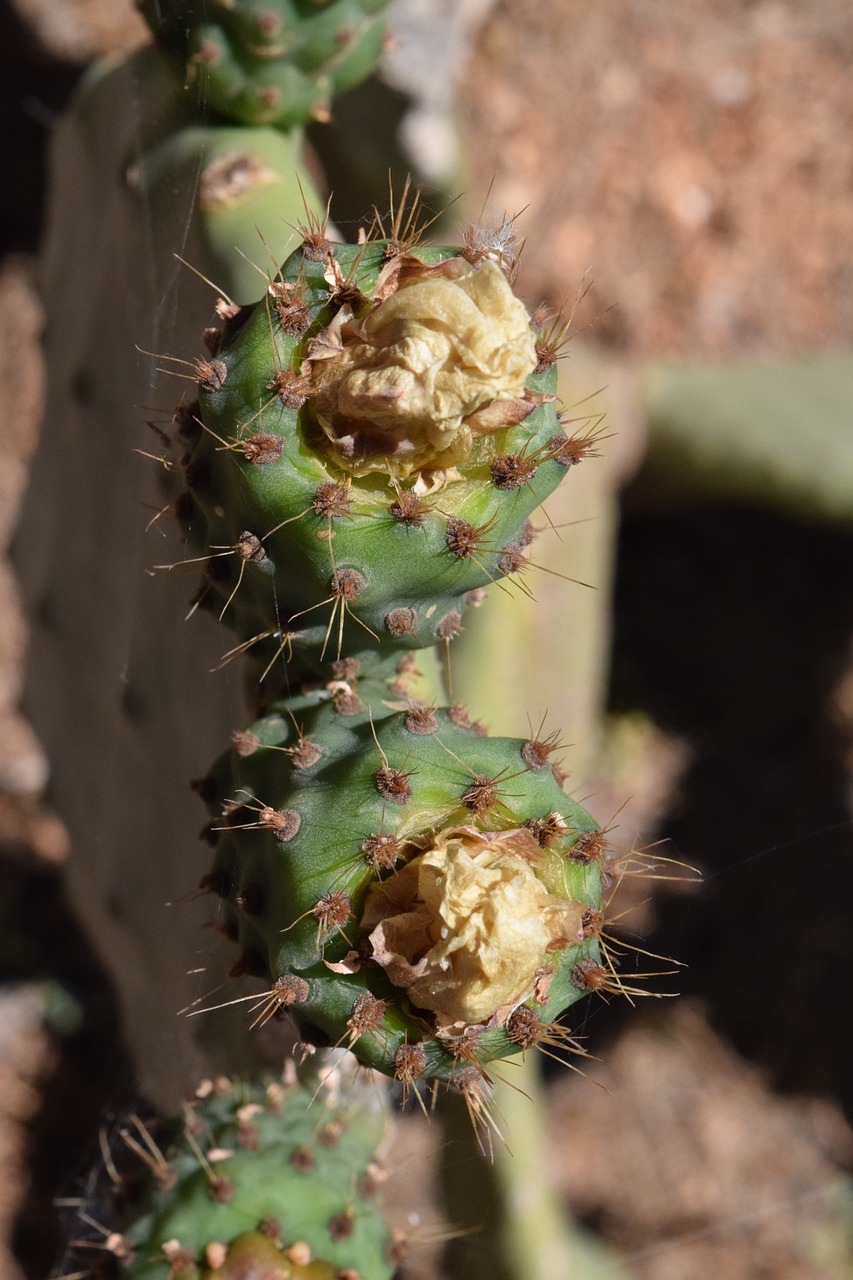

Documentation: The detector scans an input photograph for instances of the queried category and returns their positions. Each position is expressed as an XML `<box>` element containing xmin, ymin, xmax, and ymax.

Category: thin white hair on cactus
<box><xmin>461</xmin><ymin>206</ymin><xmax>526</xmax><ymax>277</ymax></box>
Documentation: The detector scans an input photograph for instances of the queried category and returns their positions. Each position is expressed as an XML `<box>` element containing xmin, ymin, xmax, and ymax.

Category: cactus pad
<box><xmin>177</xmin><ymin>230</ymin><xmax>580</xmax><ymax>681</ymax></box>
<box><xmin>199</xmin><ymin>673</ymin><xmax>603</xmax><ymax>1090</ymax></box>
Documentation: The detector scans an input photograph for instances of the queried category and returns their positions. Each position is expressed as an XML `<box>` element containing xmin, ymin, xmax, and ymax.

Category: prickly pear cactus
<box><xmin>142</xmin><ymin>0</ymin><xmax>392</xmax><ymax>128</ymax></box>
<box><xmin>177</xmin><ymin>223</ymin><xmax>590</xmax><ymax>679</ymax></box>
<box><xmin>73</xmin><ymin>1072</ymin><xmax>394</xmax><ymax>1280</ymax></box>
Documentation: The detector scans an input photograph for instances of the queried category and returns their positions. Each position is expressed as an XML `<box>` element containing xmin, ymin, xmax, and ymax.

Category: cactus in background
<box><xmin>142</xmin><ymin>0</ymin><xmax>391</xmax><ymax>129</ymax></box>
<box><xmin>68</xmin><ymin>1070</ymin><xmax>394</xmax><ymax>1280</ymax></box>
<box><xmin>636</xmin><ymin>351</ymin><xmax>853</xmax><ymax>523</ymax></box>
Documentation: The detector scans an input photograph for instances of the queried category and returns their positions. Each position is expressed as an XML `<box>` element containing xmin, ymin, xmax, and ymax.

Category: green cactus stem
<box><xmin>70</xmin><ymin>1071</ymin><xmax>394</xmax><ymax>1280</ymax></box>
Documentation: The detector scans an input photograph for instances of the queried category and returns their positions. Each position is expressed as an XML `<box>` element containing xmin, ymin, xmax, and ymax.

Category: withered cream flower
<box><xmin>362</xmin><ymin>826</ymin><xmax>583</xmax><ymax>1028</ymax></box>
<box><xmin>307</xmin><ymin>256</ymin><xmax>538</xmax><ymax>477</ymax></box>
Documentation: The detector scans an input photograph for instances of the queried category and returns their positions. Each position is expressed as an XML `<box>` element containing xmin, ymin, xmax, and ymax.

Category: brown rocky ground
<box><xmin>1</xmin><ymin>1</ymin><xmax>852</xmax><ymax>1277</ymax></box>
<box><xmin>462</xmin><ymin>0</ymin><xmax>853</xmax><ymax>359</ymax></box>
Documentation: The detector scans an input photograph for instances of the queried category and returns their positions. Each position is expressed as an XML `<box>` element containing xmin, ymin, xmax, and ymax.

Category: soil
<box><xmin>1</xmin><ymin>1</ymin><xmax>852</xmax><ymax>1278</ymax></box>
<box><xmin>461</xmin><ymin>0</ymin><xmax>853</xmax><ymax>359</ymax></box>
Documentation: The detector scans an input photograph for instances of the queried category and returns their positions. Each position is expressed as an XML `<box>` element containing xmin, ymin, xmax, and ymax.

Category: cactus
<box><xmin>176</xmin><ymin>229</ymin><xmax>582</xmax><ymax>678</ymax></box>
<box><xmin>141</xmin><ymin>0</ymin><xmax>391</xmax><ymax>129</ymax></box>
<box><xmin>18</xmin><ymin>3</ymin><xmax>632</xmax><ymax>1272</ymax></box>
<box><xmin>69</xmin><ymin>1070</ymin><xmax>394</xmax><ymax>1280</ymax></box>
<box><xmin>637</xmin><ymin>351</ymin><xmax>853</xmax><ymax>523</ymax></box>
<box><xmin>199</xmin><ymin>689</ymin><xmax>602</xmax><ymax>1088</ymax></box>
<box><xmin>159</xmin><ymin>206</ymin><xmax>610</xmax><ymax>1098</ymax></box>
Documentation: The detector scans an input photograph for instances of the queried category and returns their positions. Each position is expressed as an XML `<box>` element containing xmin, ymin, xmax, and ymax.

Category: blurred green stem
<box><xmin>444</xmin><ymin>351</ymin><xmax>630</xmax><ymax>1280</ymax></box>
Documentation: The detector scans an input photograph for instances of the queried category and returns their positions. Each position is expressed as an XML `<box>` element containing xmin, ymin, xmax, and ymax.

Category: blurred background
<box><xmin>0</xmin><ymin>0</ymin><xmax>852</xmax><ymax>1277</ymax></box>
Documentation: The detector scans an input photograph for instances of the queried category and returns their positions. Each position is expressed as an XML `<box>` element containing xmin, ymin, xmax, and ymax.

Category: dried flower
<box><xmin>362</xmin><ymin>825</ymin><xmax>583</xmax><ymax>1027</ymax></box>
<box><xmin>307</xmin><ymin>256</ymin><xmax>537</xmax><ymax>477</ymax></box>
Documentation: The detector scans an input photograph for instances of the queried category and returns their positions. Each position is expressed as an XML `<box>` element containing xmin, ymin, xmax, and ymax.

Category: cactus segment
<box><xmin>155</xmin><ymin>194</ymin><xmax>615</xmax><ymax>1107</ymax></box>
<box><xmin>141</xmin><ymin>0</ymin><xmax>392</xmax><ymax>129</ymax></box>
<box><xmin>199</xmin><ymin>682</ymin><xmax>602</xmax><ymax>1087</ymax></box>
<box><xmin>101</xmin><ymin>1074</ymin><xmax>393</xmax><ymax>1280</ymax></box>
<box><xmin>136</xmin><ymin>124</ymin><xmax>326</xmax><ymax>296</ymax></box>
<box><xmin>177</xmin><ymin>234</ymin><xmax>574</xmax><ymax>680</ymax></box>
